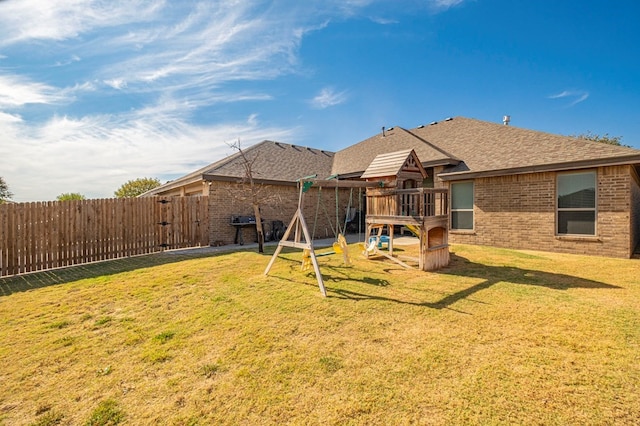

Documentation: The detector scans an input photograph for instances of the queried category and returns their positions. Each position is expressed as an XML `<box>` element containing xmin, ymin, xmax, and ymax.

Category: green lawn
<box><xmin>0</xmin><ymin>243</ymin><xmax>639</xmax><ymax>425</ymax></box>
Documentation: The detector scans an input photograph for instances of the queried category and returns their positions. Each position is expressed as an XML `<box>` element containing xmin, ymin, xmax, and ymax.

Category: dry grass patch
<box><xmin>0</xmin><ymin>244</ymin><xmax>639</xmax><ymax>425</ymax></box>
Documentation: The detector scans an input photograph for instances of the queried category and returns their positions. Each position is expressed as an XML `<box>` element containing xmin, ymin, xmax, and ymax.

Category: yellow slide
<box><xmin>404</xmin><ymin>224</ymin><xmax>421</xmax><ymax>237</ymax></box>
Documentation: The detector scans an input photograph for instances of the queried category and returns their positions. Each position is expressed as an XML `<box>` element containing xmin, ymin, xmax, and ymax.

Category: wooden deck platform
<box><xmin>365</xmin><ymin>188</ymin><xmax>450</xmax><ymax>271</ymax></box>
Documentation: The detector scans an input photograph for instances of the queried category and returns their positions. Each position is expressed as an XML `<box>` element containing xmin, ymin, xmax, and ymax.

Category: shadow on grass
<box><xmin>0</xmin><ymin>249</ymin><xmax>242</xmax><ymax>297</ymax></box>
<box><xmin>268</xmin><ymin>257</ymin><xmax>392</xmax><ymax>291</ymax></box>
<box><xmin>3</xmin><ymin>246</ymin><xmax>620</xmax><ymax>314</ymax></box>
<box><xmin>0</xmin><ymin>242</ymin><xmax>318</xmax><ymax>298</ymax></box>
<box><xmin>326</xmin><ymin>253</ymin><xmax>620</xmax><ymax>310</ymax></box>
<box><xmin>315</xmin><ymin>264</ymin><xmax>391</xmax><ymax>287</ymax></box>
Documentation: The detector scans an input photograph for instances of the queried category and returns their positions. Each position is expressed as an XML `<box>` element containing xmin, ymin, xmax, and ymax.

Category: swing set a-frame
<box><xmin>263</xmin><ymin>176</ymin><xmax>381</xmax><ymax>296</ymax></box>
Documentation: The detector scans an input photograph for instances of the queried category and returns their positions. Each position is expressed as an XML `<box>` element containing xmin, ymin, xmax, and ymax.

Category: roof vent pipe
<box><xmin>503</xmin><ymin>115</ymin><xmax>511</xmax><ymax>126</ymax></box>
<box><xmin>382</xmin><ymin>126</ymin><xmax>386</xmax><ymax>137</ymax></box>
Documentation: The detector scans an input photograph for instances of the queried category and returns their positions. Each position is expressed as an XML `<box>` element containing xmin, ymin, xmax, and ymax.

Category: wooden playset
<box><xmin>264</xmin><ymin>149</ymin><xmax>450</xmax><ymax>296</ymax></box>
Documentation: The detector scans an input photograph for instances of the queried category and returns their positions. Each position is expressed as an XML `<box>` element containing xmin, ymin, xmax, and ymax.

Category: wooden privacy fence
<box><xmin>0</xmin><ymin>197</ymin><xmax>209</xmax><ymax>277</ymax></box>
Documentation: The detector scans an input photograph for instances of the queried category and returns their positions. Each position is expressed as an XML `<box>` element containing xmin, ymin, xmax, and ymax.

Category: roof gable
<box><xmin>332</xmin><ymin>126</ymin><xmax>459</xmax><ymax>176</ymax></box>
<box><xmin>361</xmin><ymin>149</ymin><xmax>427</xmax><ymax>179</ymax></box>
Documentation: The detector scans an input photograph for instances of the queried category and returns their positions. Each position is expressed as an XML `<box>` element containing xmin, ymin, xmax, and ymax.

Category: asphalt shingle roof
<box><xmin>148</xmin><ymin>117</ymin><xmax>640</xmax><ymax>196</ymax></box>
<box><xmin>332</xmin><ymin>125</ymin><xmax>458</xmax><ymax>176</ymax></box>
<box><xmin>333</xmin><ymin>117</ymin><xmax>640</xmax><ymax>179</ymax></box>
<box><xmin>146</xmin><ymin>141</ymin><xmax>335</xmax><ymax>194</ymax></box>
<box><xmin>204</xmin><ymin>141</ymin><xmax>335</xmax><ymax>182</ymax></box>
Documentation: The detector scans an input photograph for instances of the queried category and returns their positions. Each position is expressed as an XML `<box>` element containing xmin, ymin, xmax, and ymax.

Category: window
<box><xmin>402</xmin><ymin>179</ymin><xmax>417</xmax><ymax>189</ymax></box>
<box><xmin>423</xmin><ymin>167</ymin><xmax>434</xmax><ymax>188</ymax></box>
<box><xmin>557</xmin><ymin>171</ymin><xmax>596</xmax><ymax>235</ymax></box>
<box><xmin>451</xmin><ymin>181</ymin><xmax>474</xmax><ymax>230</ymax></box>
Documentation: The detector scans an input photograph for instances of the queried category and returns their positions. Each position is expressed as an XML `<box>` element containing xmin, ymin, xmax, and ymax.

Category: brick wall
<box><xmin>630</xmin><ymin>166</ymin><xmax>640</xmax><ymax>254</ymax></box>
<box><xmin>447</xmin><ymin>165</ymin><xmax>635</xmax><ymax>258</ymax></box>
<box><xmin>203</xmin><ymin>165</ymin><xmax>638</xmax><ymax>257</ymax></box>
<box><xmin>207</xmin><ymin>181</ymin><xmax>361</xmax><ymax>245</ymax></box>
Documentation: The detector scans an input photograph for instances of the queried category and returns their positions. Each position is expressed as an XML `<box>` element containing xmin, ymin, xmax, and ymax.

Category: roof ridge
<box><xmin>207</xmin><ymin>140</ymin><xmax>271</xmax><ymax>173</ymax></box>
<box><xmin>399</xmin><ymin>126</ymin><xmax>461</xmax><ymax>161</ymax></box>
<box><xmin>144</xmin><ymin>140</ymin><xmax>275</xmax><ymax>194</ymax></box>
<box><xmin>454</xmin><ymin>116</ymin><xmax>638</xmax><ymax>154</ymax></box>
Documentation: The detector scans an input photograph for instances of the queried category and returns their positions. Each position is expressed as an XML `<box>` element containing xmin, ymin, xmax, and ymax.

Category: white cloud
<box><xmin>0</xmin><ymin>112</ymin><xmax>23</xmax><ymax>123</ymax></box>
<box><xmin>0</xmin><ymin>75</ymin><xmax>67</xmax><ymax>108</ymax></box>
<box><xmin>54</xmin><ymin>55</ymin><xmax>82</xmax><ymax>67</ymax></box>
<box><xmin>62</xmin><ymin>81</ymin><xmax>96</xmax><ymax>95</ymax></box>
<box><xmin>310</xmin><ymin>87</ymin><xmax>348</xmax><ymax>109</ymax></box>
<box><xmin>104</xmin><ymin>79</ymin><xmax>128</xmax><ymax>90</ymax></box>
<box><xmin>430</xmin><ymin>0</ymin><xmax>467</xmax><ymax>10</ymax></box>
<box><xmin>0</xmin><ymin>1</ymin><xmax>402</xmax><ymax>201</ymax></box>
<box><xmin>95</xmin><ymin>2</ymin><xmax>305</xmax><ymax>96</ymax></box>
<box><xmin>549</xmin><ymin>90</ymin><xmax>590</xmax><ymax>107</ymax></box>
<box><xmin>0</xmin><ymin>107</ymin><xmax>296</xmax><ymax>201</ymax></box>
<box><xmin>0</xmin><ymin>2</ymin><xmax>319</xmax><ymax>201</ymax></box>
<box><xmin>369</xmin><ymin>16</ymin><xmax>399</xmax><ymax>25</ymax></box>
<box><xmin>0</xmin><ymin>0</ymin><xmax>164</xmax><ymax>46</ymax></box>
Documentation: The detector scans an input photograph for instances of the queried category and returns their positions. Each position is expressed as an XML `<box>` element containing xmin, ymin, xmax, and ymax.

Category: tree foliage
<box><xmin>573</xmin><ymin>131</ymin><xmax>627</xmax><ymax>147</ymax></box>
<box><xmin>57</xmin><ymin>193</ymin><xmax>86</xmax><ymax>201</ymax></box>
<box><xmin>114</xmin><ymin>177</ymin><xmax>161</xmax><ymax>198</ymax></box>
<box><xmin>0</xmin><ymin>176</ymin><xmax>13</xmax><ymax>203</ymax></box>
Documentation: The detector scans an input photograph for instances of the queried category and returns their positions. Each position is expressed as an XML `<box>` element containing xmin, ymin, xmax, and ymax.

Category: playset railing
<box><xmin>366</xmin><ymin>188</ymin><xmax>449</xmax><ymax>218</ymax></box>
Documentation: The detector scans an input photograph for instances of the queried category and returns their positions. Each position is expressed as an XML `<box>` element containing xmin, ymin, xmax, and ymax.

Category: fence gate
<box><xmin>0</xmin><ymin>196</ymin><xmax>210</xmax><ymax>277</ymax></box>
<box><xmin>156</xmin><ymin>197</ymin><xmax>209</xmax><ymax>251</ymax></box>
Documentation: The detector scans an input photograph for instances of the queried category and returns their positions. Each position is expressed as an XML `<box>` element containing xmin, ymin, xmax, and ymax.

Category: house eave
<box><xmin>203</xmin><ymin>174</ymin><xmax>298</xmax><ymax>187</ymax></box>
<box><xmin>338</xmin><ymin>160</ymin><xmax>459</xmax><ymax>180</ymax></box>
<box><xmin>422</xmin><ymin>159</ymin><xmax>461</xmax><ymax>168</ymax></box>
<box><xmin>140</xmin><ymin>175</ymin><xmax>205</xmax><ymax>196</ymax></box>
<box><xmin>438</xmin><ymin>155</ymin><xmax>640</xmax><ymax>181</ymax></box>
<box><xmin>335</xmin><ymin>172</ymin><xmax>365</xmax><ymax>180</ymax></box>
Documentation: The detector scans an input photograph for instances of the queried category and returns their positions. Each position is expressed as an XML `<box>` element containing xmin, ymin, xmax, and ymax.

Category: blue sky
<box><xmin>1</xmin><ymin>0</ymin><xmax>639</xmax><ymax>201</ymax></box>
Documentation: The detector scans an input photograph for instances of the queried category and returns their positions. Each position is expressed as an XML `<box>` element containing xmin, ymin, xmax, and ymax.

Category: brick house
<box><xmin>146</xmin><ymin>117</ymin><xmax>640</xmax><ymax>258</ymax></box>
<box><xmin>333</xmin><ymin>117</ymin><xmax>640</xmax><ymax>258</ymax></box>
<box><xmin>143</xmin><ymin>140</ymin><xmax>352</xmax><ymax>245</ymax></box>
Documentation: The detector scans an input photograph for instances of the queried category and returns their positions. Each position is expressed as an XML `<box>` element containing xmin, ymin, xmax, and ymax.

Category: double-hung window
<box><xmin>557</xmin><ymin>171</ymin><xmax>596</xmax><ymax>235</ymax></box>
<box><xmin>451</xmin><ymin>181</ymin><xmax>474</xmax><ymax>230</ymax></box>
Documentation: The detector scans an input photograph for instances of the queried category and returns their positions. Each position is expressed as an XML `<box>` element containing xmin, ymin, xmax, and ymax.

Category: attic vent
<box><xmin>429</xmin><ymin>121</ymin><xmax>438</xmax><ymax>125</ymax></box>
<box><xmin>274</xmin><ymin>142</ymin><xmax>285</xmax><ymax>148</ymax></box>
<box><xmin>417</xmin><ymin>124</ymin><xmax>425</xmax><ymax>128</ymax></box>
<box><xmin>444</xmin><ymin>117</ymin><xmax>453</xmax><ymax>121</ymax></box>
<box><xmin>306</xmin><ymin>147</ymin><xmax>316</xmax><ymax>153</ymax></box>
<box><xmin>503</xmin><ymin>115</ymin><xmax>511</xmax><ymax>126</ymax></box>
<box><xmin>388</xmin><ymin>127</ymin><xmax>394</xmax><ymax>131</ymax></box>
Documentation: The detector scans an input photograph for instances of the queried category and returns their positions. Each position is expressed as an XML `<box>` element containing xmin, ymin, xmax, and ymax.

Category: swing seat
<box><xmin>301</xmin><ymin>249</ymin><xmax>312</xmax><ymax>271</ymax></box>
<box><xmin>337</xmin><ymin>234</ymin><xmax>352</xmax><ymax>266</ymax></box>
<box><xmin>368</xmin><ymin>235</ymin><xmax>389</xmax><ymax>249</ymax></box>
